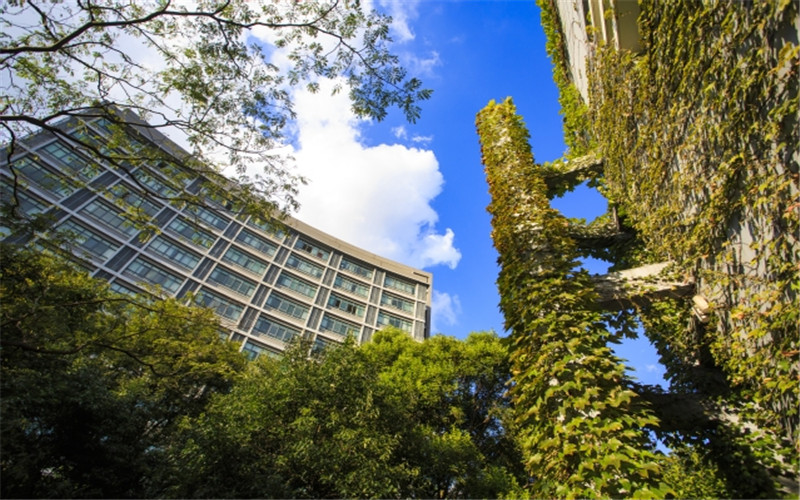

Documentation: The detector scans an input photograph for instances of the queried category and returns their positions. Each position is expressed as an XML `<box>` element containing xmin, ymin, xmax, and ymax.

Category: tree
<box><xmin>166</xmin><ymin>329</ymin><xmax>525</xmax><ymax>499</ymax></box>
<box><xmin>1</xmin><ymin>0</ymin><xmax>432</xmax><ymax>221</ymax></box>
<box><xmin>0</xmin><ymin>244</ymin><xmax>247</xmax><ymax>498</ymax></box>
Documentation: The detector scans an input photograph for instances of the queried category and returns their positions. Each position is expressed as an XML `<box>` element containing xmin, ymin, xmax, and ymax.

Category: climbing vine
<box><xmin>588</xmin><ymin>1</ymin><xmax>799</xmax><ymax>452</ymax></box>
<box><xmin>537</xmin><ymin>0</ymin><xmax>594</xmax><ymax>157</ymax></box>
<box><xmin>527</xmin><ymin>0</ymin><xmax>798</xmax><ymax>494</ymax></box>
<box><xmin>477</xmin><ymin>99</ymin><xmax>668</xmax><ymax>499</ymax></box>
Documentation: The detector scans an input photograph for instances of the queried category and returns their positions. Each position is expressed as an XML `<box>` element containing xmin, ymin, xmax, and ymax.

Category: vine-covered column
<box><xmin>476</xmin><ymin>98</ymin><xmax>667</xmax><ymax>498</ymax></box>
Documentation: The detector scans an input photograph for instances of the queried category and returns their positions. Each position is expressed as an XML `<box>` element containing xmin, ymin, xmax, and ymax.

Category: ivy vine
<box><xmin>477</xmin><ymin>98</ymin><xmax>668</xmax><ymax>498</ymax></box>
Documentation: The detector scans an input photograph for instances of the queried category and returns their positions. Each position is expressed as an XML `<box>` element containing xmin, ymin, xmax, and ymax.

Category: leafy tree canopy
<box><xmin>1</xmin><ymin>0</ymin><xmax>432</xmax><ymax>218</ymax></box>
<box><xmin>0</xmin><ymin>244</ymin><xmax>247</xmax><ymax>498</ymax></box>
<box><xmin>0</xmin><ymin>245</ymin><xmax>524</xmax><ymax>498</ymax></box>
<box><xmin>168</xmin><ymin>329</ymin><xmax>526</xmax><ymax>499</ymax></box>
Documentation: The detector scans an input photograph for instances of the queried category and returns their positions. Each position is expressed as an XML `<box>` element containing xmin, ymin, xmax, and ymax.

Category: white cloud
<box><xmin>411</xmin><ymin>134</ymin><xmax>433</xmax><ymax>146</ymax></box>
<box><xmin>375</xmin><ymin>0</ymin><xmax>420</xmax><ymax>43</ymax></box>
<box><xmin>431</xmin><ymin>290</ymin><xmax>462</xmax><ymax>333</ymax></box>
<box><xmin>291</xmin><ymin>78</ymin><xmax>461</xmax><ymax>270</ymax></box>
<box><xmin>392</xmin><ymin>125</ymin><xmax>408</xmax><ymax>139</ymax></box>
<box><xmin>404</xmin><ymin>50</ymin><xmax>442</xmax><ymax>78</ymax></box>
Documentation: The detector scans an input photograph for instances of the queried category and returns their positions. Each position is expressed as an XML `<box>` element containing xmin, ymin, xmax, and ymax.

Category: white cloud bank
<box><xmin>290</xmin><ymin>78</ymin><xmax>461</xmax><ymax>271</ymax></box>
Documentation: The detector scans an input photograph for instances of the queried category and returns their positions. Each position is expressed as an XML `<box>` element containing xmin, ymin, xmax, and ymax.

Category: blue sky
<box><xmin>280</xmin><ymin>0</ymin><xmax>665</xmax><ymax>387</ymax></box>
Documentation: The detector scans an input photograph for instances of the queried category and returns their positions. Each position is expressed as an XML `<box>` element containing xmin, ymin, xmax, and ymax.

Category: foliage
<box><xmin>1</xmin><ymin>0</ymin><xmax>432</xmax><ymax>221</ymax></box>
<box><xmin>586</xmin><ymin>0</ymin><xmax>798</xmax><ymax>477</ymax></box>
<box><xmin>0</xmin><ymin>244</ymin><xmax>247</xmax><ymax>498</ymax></box>
<box><xmin>0</xmin><ymin>246</ymin><xmax>524</xmax><ymax>498</ymax></box>
<box><xmin>476</xmin><ymin>98</ymin><xmax>668</xmax><ymax>499</ymax></box>
<box><xmin>166</xmin><ymin>328</ymin><xmax>524</xmax><ymax>499</ymax></box>
<box><xmin>495</xmin><ymin>0</ymin><xmax>798</xmax><ymax>496</ymax></box>
<box><xmin>536</xmin><ymin>0</ymin><xmax>594</xmax><ymax>157</ymax></box>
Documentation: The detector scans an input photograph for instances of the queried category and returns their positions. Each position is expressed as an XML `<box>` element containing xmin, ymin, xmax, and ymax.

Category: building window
<box><xmin>265</xmin><ymin>293</ymin><xmax>308</xmax><ymax>321</ymax></box>
<box><xmin>377</xmin><ymin>311</ymin><xmax>413</xmax><ymax>333</ymax></box>
<box><xmin>311</xmin><ymin>336</ymin><xmax>338</xmax><ymax>356</ymax></box>
<box><xmin>81</xmin><ymin>199</ymin><xmax>139</xmax><ymax>238</ymax></box>
<box><xmin>235</xmin><ymin>228</ymin><xmax>276</xmax><ymax>257</ymax></box>
<box><xmin>166</xmin><ymin>217</ymin><xmax>216</xmax><ymax>248</ymax></box>
<box><xmin>276</xmin><ymin>272</ymin><xmax>317</xmax><ymax>298</ymax></box>
<box><xmin>124</xmin><ymin>257</ymin><xmax>184</xmax><ymax>294</ymax></box>
<box><xmin>339</xmin><ymin>257</ymin><xmax>373</xmax><ymax>279</ymax></box>
<box><xmin>208</xmin><ymin>265</ymin><xmax>256</xmax><ymax>297</ymax></box>
<box><xmin>247</xmin><ymin>217</ymin><xmax>285</xmax><ymax>240</ymax></box>
<box><xmin>42</xmin><ymin>142</ymin><xmax>101</xmax><ymax>180</ymax></box>
<box><xmin>0</xmin><ymin>182</ymin><xmax>47</xmax><ymax>235</ymax></box>
<box><xmin>285</xmin><ymin>253</ymin><xmax>324</xmax><ymax>279</ymax></box>
<box><xmin>294</xmin><ymin>237</ymin><xmax>330</xmax><ymax>261</ymax></box>
<box><xmin>186</xmin><ymin>205</ymin><xmax>229</xmax><ymax>231</ymax></box>
<box><xmin>242</xmin><ymin>340</ymin><xmax>281</xmax><ymax>361</ymax></box>
<box><xmin>251</xmin><ymin>315</ymin><xmax>300</xmax><ymax>343</ymax></box>
<box><xmin>133</xmin><ymin>170</ymin><xmax>176</xmax><ymax>197</ymax></box>
<box><xmin>333</xmin><ymin>274</ymin><xmax>370</xmax><ymax>298</ymax></box>
<box><xmin>11</xmin><ymin>157</ymin><xmax>76</xmax><ymax>197</ymax></box>
<box><xmin>384</xmin><ymin>275</ymin><xmax>416</xmax><ymax>295</ymax></box>
<box><xmin>147</xmin><ymin>235</ymin><xmax>200</xmax><ymax>270</ymax></box>
<box><xmin>196</xmin><ymin>288</ymin><xmax>244</xmax><ymax>321</ymax></box>
<box><xmin>380</xmin><ymin>291</ymin><xmax>415</xmax><ymax>314</ymax></box>
<box><xmin>320</xmin><ymin>314</ymin><xmax>360</xmax><ymax>338</ymax></box>
<box><xmin>58</xmin><ymin>219</ymin><xmax>120</xmax><ymax>262</ymax></box>
<box><xmin>109</xmin><ymin>182</ymin><xmax>161</xmax><ymax>217</ymax></box>
<box><xmin>327</xmin><ymin>293</ymin><xmax>365</xmax><ymax>317</ymax></box>
<box><xmin>222</xmin><ymin>246</ymin><xmax>268</xmax><ymax>275</ymax></box>
<box><xmin>109</xmin><ymin>280</ymin><xmax>141</xmax><ymax>297</ymax></box>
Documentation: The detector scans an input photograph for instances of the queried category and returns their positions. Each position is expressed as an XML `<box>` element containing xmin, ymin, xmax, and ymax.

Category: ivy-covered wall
<box><xmin>480</xmin><ymin>0</ymin><xmax>798</xmax><ymax>497</ymax></box>
<box><xmin>587</xmin><ymin>1</ymin><xmax>798</xmax><ymax>447</ymax></box>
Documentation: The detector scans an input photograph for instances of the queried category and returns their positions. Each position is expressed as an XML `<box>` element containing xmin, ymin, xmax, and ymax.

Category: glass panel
<box><xmin>311</xmin><ymin>336</ymin><xmax>338</xmax><ymax>356</ymax></box>
<box><xmin>276</xmin><ymin>272</ymin><xmax>317</xmax><ymax>298</ymax></box>
<box><xmin>384</xmin><ymin>275</ymin><xmax>416</xmax><ymax>295</ymax></box>
<box><xmin>319</xmin><ymin>314</ymin><xmax>360</xmax><ymax>338</ymax></box>
<box><xmin>380</xmin><ymin>291</ymin><xmax>415</xmax><ymax>314</ymax></box>
<box><xmin>196</xmin><ymin>288</ymin><xmax>244</xmax><ymax>321</ymax></box>
<box><xmin>339</xmin><ymin>257</ymin><xmax>373</xmax><ymax>279</ymax></box>
<box><xmin>81</xmin><ymin>199</ymin><xmax>139</xmax><ymax>238</ymax></box>
<box><xmin>0</xmin><ymin>181</ymin><xmax>47</xmax><ymax>217</ymax></box>
<box><xmin>42</xmin><ymin>142</ymin><xmax>101</xmax><ymax>180</ymax></box>
<box><xmin>58</xmin><ymin>219</ymin><xmax>119</xmax><ymax>261</ymax></box>
<box><xmin>265</xmin><ymin>293</ymin><xmax>308</xmax><ymax>320</ymax></box>
<box><xmin>124</xmin><ymin>257</ymin><xmax>184</xmax><ymax>294</ymax></box>
<box><xmin>235</xmin><ymin>228</ymin><xmax>276</xmax><ymax>256</ymax></box>
<box><xmin>208</xmin><ymin>265</ymin><xmax>256</xmax><ymax>297</ymax></box>
<box><xmin>327</xmin><ymin>293</ymin><xmax>365</xmax><ymax>317</ymax></box>
<box><xmin>109</xmin><ymin>280</ymin><xmax>141</xmax><ymax>296</ymax></box>
<box><xmin>251</xmin><ymin>315</ymin><xmax>300</xmax><ymax>343</ymax></box>
<box><xmin>166</xmin><ymin>217</ymin><xmax>216</xmax><ymax>248</ymax></box>
<box><xmin>109</xmin><ymin>182</ymin><xmax>161</xmax><ymax>217</ymax></box>
<box><xmin>186</xmin><ymin>205</ymin><xmax>229</xmax><ymax>230</ymax></box>
<box><xmin>294</xmin><ymin>237</ymin><xmax>330</xmax><ymax>261</ymax></box>
<box><xmin>285</xmin><ymin>253</ymin><xmax>324</xmax><ymax>278</ymax></box>
<box><xmin>242</xmin><ymin>340</ymin><xmax>281</xmax><ymax>360</ymax></box>
<box><xmin>377</xmin><ymin>311</ymin><xmax>413</xmax><ymax>333</ymax></box>
<box><xmin>221</xmin><ymin>246</ymin><xmax>268</xmax><ymax>275</ymax></box>
<box><xmin>333</xmin><ymin>274</ymin><xmax>369</xmax><ymax>298</ymax></box>
<box><xmin>11</xmin><ymin>157</ymin><xmax>76</xmax><ymax>197</ymax></box>
<box><xmin>247</xmin><ymin>217</ymin><xmax>285</xmax><ymax>240</ymax></box>
<box><xmin>133</xmin><ymin>170</ymin><xmax>176</xmax><ymax>197</ymax></box>
<box><xmin>146</xmin><ymin>235</ymin><xmax>200</xmax><ymax>270</ymax></box>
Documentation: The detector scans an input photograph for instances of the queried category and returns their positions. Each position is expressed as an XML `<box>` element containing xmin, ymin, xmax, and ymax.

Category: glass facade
<box><xmin>1</xmin><ymin>112</ymin><xmax>432</xmax><ymax>360</ymax></box>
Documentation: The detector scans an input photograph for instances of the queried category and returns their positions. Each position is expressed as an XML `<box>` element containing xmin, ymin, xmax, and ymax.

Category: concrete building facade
<box><xmin>1</xmin><ymin>113</ymin><xmax>432</xmax><ymax>359</ymax></box>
